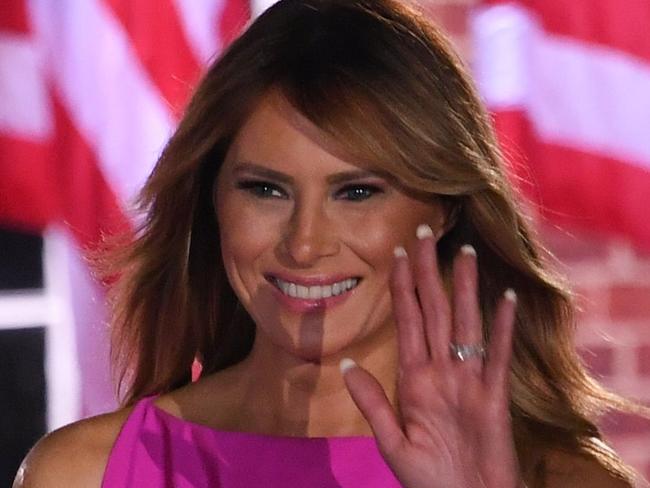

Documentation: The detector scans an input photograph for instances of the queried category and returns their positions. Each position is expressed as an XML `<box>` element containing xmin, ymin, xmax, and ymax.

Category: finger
<box><xmin>340</xmin><ymin>359</ymin><xmax>406</xmax><ymax>455</ymax></box>
<box><xmin>451</xmin><ymin>244</ymin><xmax>483</xmax><ymax>374</ymax></box>
<box><xmin>413</xmin><ymin>224</ymin><xmax>452</xmax><ymax>365</ymax></box>
<box><xmin>390</xmin><ymin>246</ymin><xmax>428</xmax><ymax>368</ymax></box>
<box><xmin>484</xmin><ymin>289</ymin><xmax>517</xmax><ymax>390</ymax></box>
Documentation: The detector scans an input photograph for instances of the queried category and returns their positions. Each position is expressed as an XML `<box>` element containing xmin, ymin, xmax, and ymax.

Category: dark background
<box><xmin>0</xmin><ymin>228</ymin><xmax>46</xmax><ymax>487</ymax></box>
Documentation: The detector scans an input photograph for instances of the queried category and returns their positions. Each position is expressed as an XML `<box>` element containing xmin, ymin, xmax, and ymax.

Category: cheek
<box><xmin>342</xmin><ymin>203</ymin><xmax>431</xmax><ymax>265</ymax></box>
<box><xmin>217</xmin><ymin>192</ymin><xmax>285</xmax><ymax>278</ymax></box>
<box><xmin>348</xmin><ymin>221</ymin><xmax>401</xmax><ymax>268</ymax></box>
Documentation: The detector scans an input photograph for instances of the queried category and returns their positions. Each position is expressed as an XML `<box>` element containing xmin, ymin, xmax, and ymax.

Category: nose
<box><xmin>280</xmin><ymin>199</ymin><xmax>340</xmax><ymax>266</ymax></box>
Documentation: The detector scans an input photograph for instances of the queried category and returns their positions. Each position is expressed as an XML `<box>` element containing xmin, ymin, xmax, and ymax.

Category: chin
<box><xmin>269</xmin><ymin>331</ymin><xmax>360</xmax><ymax>365</ymax></box>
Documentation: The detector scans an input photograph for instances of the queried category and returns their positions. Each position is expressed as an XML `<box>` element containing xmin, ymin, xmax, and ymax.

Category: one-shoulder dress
<box><xmin>102</xmin><ymin>396</ymin><xmax>402</xmax><ymax>487</ymax></box>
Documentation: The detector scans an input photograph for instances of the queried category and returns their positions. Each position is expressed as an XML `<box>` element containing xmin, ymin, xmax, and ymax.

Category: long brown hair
<box><xmin>107</xmin><ymin>0</ymin><xmax>641</xmax><ymax>484</ymax></box>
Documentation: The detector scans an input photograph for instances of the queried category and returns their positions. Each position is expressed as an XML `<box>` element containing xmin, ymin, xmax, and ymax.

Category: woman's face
<box><xmin>215</xmin><ymin>93</ymin><xmax>446</xmax><ymax>363</ymax></box>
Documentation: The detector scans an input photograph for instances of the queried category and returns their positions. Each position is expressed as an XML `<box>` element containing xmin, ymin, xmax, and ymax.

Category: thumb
<box><xmin>340</xmin><ymin>358</ymin><xmax>405</xmax><ymax>455</ymax></box>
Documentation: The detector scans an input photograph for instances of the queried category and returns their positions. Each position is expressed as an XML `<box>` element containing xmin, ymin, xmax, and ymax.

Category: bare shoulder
<box><xmin>544</xmin><ymin>450</ymin><xmax>634</xmax><ymax>488</ymax></box>
<box><xmin>13</xmin><ymin>407</ymin><xmax>133</xmax><ymax>488</ymax></box>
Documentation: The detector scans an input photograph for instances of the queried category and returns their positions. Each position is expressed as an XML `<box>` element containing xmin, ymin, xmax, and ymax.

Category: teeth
<box><xmin>297</xmin><ymin>285</ymin><xmax>309</xmax><ymax>299</ymax></box>
<box><xmin>280</xmin><ymin>281</ymin><xmax>290</xmax><ymax>295</ymax></box>
<box><xmin>273</xmin><ymin>277</ymin><xmax>359</xmax><ymax>299</ymax></box>
<box><xmin>332</xmin><ymin>282</ymin><xmax>341</xmax><ymax>296</ymax></box>
<box><xmin>308</xmin><ymin>286</ymin><xmax>318</xmax><ymax>299</ymax></box>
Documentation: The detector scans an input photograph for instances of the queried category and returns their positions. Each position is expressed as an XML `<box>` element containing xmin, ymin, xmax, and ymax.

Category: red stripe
<box><xmin>482</xmin><ymin>0</ymin><xmax>650</xmax><ymax>63</ymax></box>
<box><xmin>494</xmin><ymin>110</ymin><xmax>650</xmax><ymax>250</ymax></box>
<box><xmin>534</xmin><ymin>146</ymin><xmax>650</xmax><ymax>250</ymax></box>
<box><xmin>0</xmin><ymin>0</ymin><xmax>31</xmax><ymax>34</ymax></box>
<box><xmin>0</xmin><ymin>92</ymin><xmax>130</xmax><ymax>247</ymax></box>
<box><xmin>50</xmin><ymin>90</ymin><xmax>131</xmax><ymax>249</ymax></box>
<box><xmin>218</xmin><ymin>0</ymin><xmax>251</xmax><ymax>46</ymax></box>
<box><xmin>0</xmin><ymin>135</ymin><xmax>57</xmax><ymax>232</ymax></box>
<box><xmin>102</xmin><ymin>0</ymin><xmax>203</xmax><ymax>117</ymax></box>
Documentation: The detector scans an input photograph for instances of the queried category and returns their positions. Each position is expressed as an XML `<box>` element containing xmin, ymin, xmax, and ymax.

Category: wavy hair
<box><xmin>107</xmin><ymin>1</ymin><xmax>642</xmax><ymax>484</ymax></box>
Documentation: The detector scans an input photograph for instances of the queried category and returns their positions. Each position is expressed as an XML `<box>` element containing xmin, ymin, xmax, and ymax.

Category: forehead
<box><xmin>223</xmin><ymin>91</ymin><xmax>374</xmax><ymax>175</ymax></box>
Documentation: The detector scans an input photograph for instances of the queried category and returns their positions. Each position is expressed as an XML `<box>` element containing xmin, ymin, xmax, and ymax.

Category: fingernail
<box><xmin>504</xmin><ymin>288</ymin><xmax>517</xmax><ymax>303</ymax></box>
<box><xmin>393</xmin><ymin>246</ymin><xmax>407</xmax><ymax>258</ymax></box>
<box><xmin>416</xmin><ymin>224</ymin><xmax>433</xmax><ymax>239</ymax></box>
<box><xmin>460</xmin><ymin>244</ymin><xmax>476</xmax><ymax>257</ymax></box>
<box><xmin>339</xmin><ymin>358</ymin><xmax>357</xmax><ymax>374</ymax></box>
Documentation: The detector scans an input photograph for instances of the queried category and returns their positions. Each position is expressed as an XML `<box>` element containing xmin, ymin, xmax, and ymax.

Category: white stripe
<box><xmin>0</xmin><ymin>33</ymin><xmax>52</xmax><ymax>140</ymax></box>
<box><xmin>42</xmin><ymin>228</ymin><xmax>82</xmax><ymax>430</ymax></box>
<box><xmin>173</xmin><ymin>0</ymin><xmax>225</xmax><ymax>64</ymax></box>
<box><xmin>470</xmin><ymin>5</ymin><xmax>535</xmax><ymax>108</ymax></box>
<box><xmin>0</xmin><ymin>292</ymin><xmax>49</xmax><ymax>327</ymax></box>
<box><xmin>27</xmin><ymin>0</ymin><xmax>176</xmax><ymax>208</ymax></box>
<box><xmin>472</xmin><ymin>4</ymin><xmax>650</xmax><ymax>170</ymax></box>
<box><xmin>252</xmin><ymin>0</ymin><xmax>278</xmax><ymax>16</ymax></box>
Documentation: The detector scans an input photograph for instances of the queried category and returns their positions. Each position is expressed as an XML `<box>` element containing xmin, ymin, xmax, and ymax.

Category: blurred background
<box><xmin>1</xmin><ymin>0</ymin><xmax>648</xmax><ymax>485</ymax></box>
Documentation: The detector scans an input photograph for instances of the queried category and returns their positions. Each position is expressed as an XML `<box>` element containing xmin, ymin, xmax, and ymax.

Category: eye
<box><xmin>336</xmin><ymin>184</ymin><xmax>383</xmax><ymax>202</ymax></box>
<box><xmin>236</xmin><ymin>180</ymin><xmax>287</xmax><ymax>199</ymax></box>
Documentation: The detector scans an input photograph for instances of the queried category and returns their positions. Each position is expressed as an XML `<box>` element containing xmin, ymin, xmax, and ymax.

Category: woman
<box><xmin>15</xmin><ymin>0</ymin><xmax>643</xmax><ymax>486</ymax></box>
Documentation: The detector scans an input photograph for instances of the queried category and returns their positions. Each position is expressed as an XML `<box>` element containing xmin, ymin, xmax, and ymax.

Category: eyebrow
<box><xmin>231</xmin><ymin>161</ymin><xmax>388</xmax><ymax>185</ymax></box>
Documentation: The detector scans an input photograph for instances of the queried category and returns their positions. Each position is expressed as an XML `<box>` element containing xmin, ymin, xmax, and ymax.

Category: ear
<box><xmin>435</xmin><ymin>198</ymin><xmax>460</xmax><ymax>240</ymax></box>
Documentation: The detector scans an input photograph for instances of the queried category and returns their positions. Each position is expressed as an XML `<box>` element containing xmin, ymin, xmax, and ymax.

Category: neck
<box><xmin>225</xmin><ymin>323</ymin><xmax>399</xmax><ymax>437</ymax></box>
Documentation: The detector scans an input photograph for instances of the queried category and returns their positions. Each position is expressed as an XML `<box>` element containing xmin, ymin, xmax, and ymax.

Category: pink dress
<box><xmin>102</xmin><ymin>396</ymin><xmax>402</xmax><ymax>487</ymax></box>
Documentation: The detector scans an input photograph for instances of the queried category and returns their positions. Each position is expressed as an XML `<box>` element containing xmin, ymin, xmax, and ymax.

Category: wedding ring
<box><xmin>449</xmin><ymin>342</ymin><xmax>486</xmax><ymax>361</ymax></box>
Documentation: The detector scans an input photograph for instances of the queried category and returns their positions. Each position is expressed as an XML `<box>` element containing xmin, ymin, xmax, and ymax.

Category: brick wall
<box><xmin>545</xmin><ymin>226</ymin><xmax>650</xmax><ymax>481</ymax></box>
<box><xmin>415</xmin><ymin>0</ymin><xmax>650</xmax><ymax>480</ymax></box>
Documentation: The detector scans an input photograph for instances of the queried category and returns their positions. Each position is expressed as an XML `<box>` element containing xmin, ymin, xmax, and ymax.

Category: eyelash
<box><xmin>235</xmin><ymin>180</ymin><xmax>384</xmax><ymax>202</ymax></box>
<box><xmin>236</xmin><ymin>180</ymin><xmax>287</xmax><ymax>199</ymax></box>
<box><xmin>337</xmin><ymin>184</ymin><xmax>383</xmax><ymax>201</ymax></box>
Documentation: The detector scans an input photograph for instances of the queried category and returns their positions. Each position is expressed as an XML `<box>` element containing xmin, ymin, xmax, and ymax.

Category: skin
<box><xmin>13</xmin><ymin>93</ymin><xmax>631</xmax><ymax>488</ymax></box>
<box><xmin>211</xmin><ymin>92</ymin><xmax>446</xmax><ymax>437</ymax></box>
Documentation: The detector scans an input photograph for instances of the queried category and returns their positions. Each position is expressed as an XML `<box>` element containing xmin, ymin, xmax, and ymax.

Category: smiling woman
<box><xmin>14</xmin><ymin>1</ymin><xmax>646</xmax><ymax>487</ymax></box>
<box><xmin>215</xmin><ymin>92</ymin><xmax>446</xmax><ymax>359</ymax></box>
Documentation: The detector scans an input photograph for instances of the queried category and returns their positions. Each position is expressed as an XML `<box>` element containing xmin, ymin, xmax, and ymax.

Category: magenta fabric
<box><xmin>102</xmin><ymin>396</ymin><xmax>402</xmax><ymax>487</ymax></box>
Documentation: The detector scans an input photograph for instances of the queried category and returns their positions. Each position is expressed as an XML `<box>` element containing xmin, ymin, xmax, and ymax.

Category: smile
<box><xmin>269</xmin><ymin>277</ymin><xmax>360</xmax><ymax>300</ymax></box>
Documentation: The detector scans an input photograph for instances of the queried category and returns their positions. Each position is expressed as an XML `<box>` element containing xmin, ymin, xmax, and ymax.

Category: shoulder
<box><xmin>543</xmin><ymin>449</ymin><xmax>634</xmax><ymax>488</ymax></box>
<box><xmin>13</xmin><ymin>407</ymin><xmax>133</xmax><ymax>488</ymax></box>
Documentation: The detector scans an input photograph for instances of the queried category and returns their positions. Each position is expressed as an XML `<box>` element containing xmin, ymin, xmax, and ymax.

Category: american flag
<box><xmin>473</xmin><ymin>0</ymin><xmax>650</xmax><ymax>249</ymax></box>
<box><xmin>0</xmin><ymin>0</ymin><xmax>253</xmax><ymax>428</ymax></box>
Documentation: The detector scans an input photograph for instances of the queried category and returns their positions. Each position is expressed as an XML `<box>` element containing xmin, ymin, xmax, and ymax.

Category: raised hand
<box><xmin>341</xmin><ymin>224</ymin><xmax>521</xmax><ymax>488</ymax></box>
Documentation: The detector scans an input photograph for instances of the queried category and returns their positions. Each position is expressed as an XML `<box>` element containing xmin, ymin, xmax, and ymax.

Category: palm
<box><xmin>342</xmin><ymin>226</ymin><xmax>520</xmax><ymax>488</ymax></box>
<box><xmin>393</xmin><ymin>360</ymin><xmax>514</xmax><ymax>487</ymax></box>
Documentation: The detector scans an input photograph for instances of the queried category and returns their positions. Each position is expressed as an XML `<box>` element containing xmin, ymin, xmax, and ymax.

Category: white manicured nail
<box><xmin>393</xmin><ymin>246</ymin><xmax>407</xmax><ymax>258</ymax></box>
<box><xmin>339</xmin><ymin>358</ymin><xmax>357</xmax><ymax>374</ymax></box>
<box><xmin>460</xmin><ymin>244</ymin><xmax>476</xmax><ymax>257</ymax></box>
<box><xmin>416</xmin><ymin>224</ymin><xmax>433</xmax><ymax>239</ymax></box>
<box><xmin>504</xmin><ymin>288</ymin><xmax>517</xmax><ymax>303</ymax></box>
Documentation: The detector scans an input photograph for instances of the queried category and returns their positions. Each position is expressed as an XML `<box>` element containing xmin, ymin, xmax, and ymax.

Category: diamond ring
<box><xmin>449</xmin><ymin>342</ymin><xmax>486</xmax><ymax>361</ymax></box>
